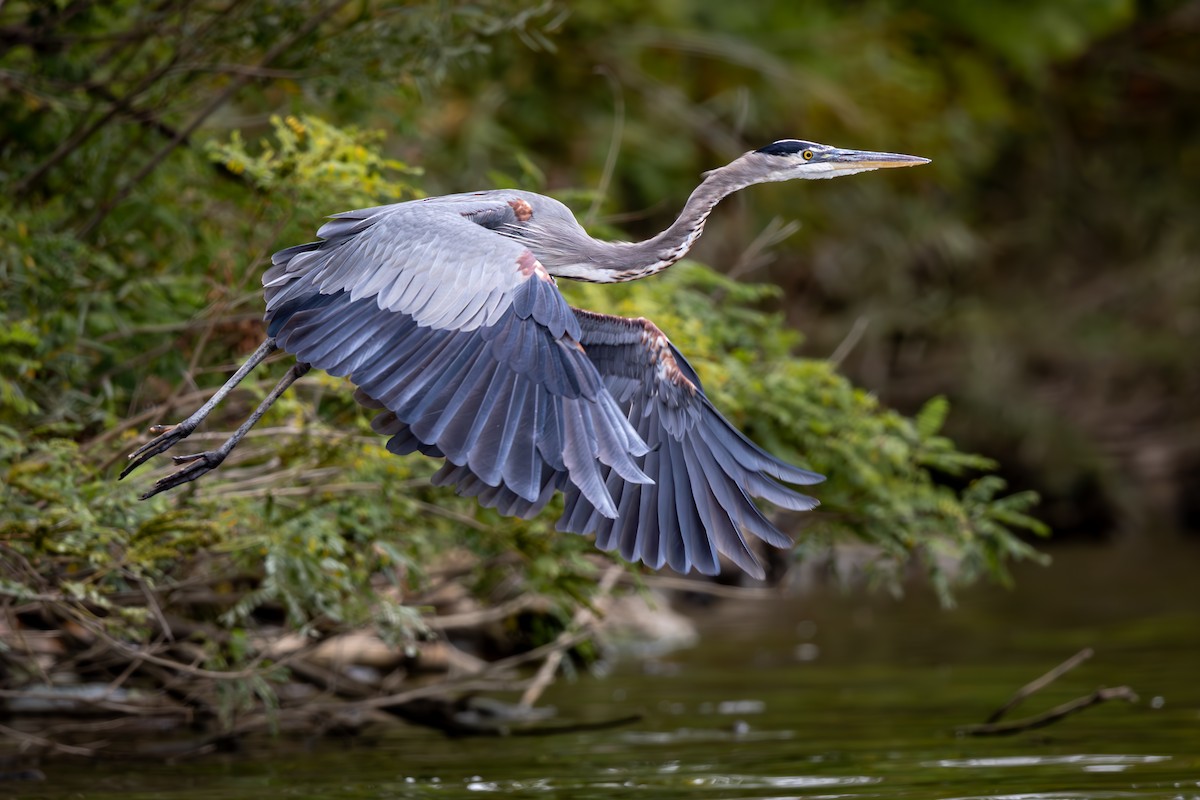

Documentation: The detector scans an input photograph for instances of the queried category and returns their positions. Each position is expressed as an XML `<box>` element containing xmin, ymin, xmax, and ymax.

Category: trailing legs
<box><xmin>136</xmin><ymin>361</ymin><xmax>311</xmax><ymax>499</ymax></box>
<box><xmin>121</xmin><ymin>337</ymin><xmax>311</xmax><ymax>498</ymax></box>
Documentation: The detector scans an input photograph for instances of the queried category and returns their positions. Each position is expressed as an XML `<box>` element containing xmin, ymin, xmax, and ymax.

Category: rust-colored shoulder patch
<box><xmin>516</xmin><ymin>250</ymin><xmax>554</xmax><ymax>283</ymax></box>
<box><xmin>507</xmin><ymin>198</ymin><xmax>534</xmax><ymax>222</ymax></box>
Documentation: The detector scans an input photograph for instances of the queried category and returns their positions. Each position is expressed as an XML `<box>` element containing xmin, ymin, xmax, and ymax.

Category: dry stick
<box><xmin>956</xmin><ymin>648</ymin><xmax>1138</xmax><ymax>737</ymax></box>
<box><xmin>137</xmin><ymin>577</ymin><xmax>174</xmax><ymax>643</ymax></box>
<box><xmin>96</xmin><ymin>313</ymin><xmax>265</xmax><ymax>342</ymax></box>
<box><xmin>60</xmin><ymin>607</ymin><xmax>290</xmax><ymax>682</ymax></box>
<box><xmin>958</xmin><ymin>686</ymin><xmax>1139</xmax><ymax>737</ymax></box>
<box><xmin>829</xmin><ymin>316</ymin><xmax>871</xmax><ymax>367</ymax></box>
<box><xmin>725</xmin><ymin>216</ymin><xmax>802</xmax><ymax>282</ymax></box>
<box><xmin>518</xmin><ymin>565</ymin><xmax>622</xmax><ymax>709</ymax></box>
<box><xmin>0</xmin><ymin>689</ymin><xmax>187</xmax><ymax>718</ymax></box>
<box><xmin>166</xmin><ymin>689</ymin><xmax>466</xmax><ymax>758</ymax></box>
<box><xmin>305</xmin><ymin>678</ymin><xmax>533</xmax><ymax>716</ymax></box>
<box><xmin>78</xmin><ymin>0</ymin><xmax>352</xmax><ymax>238</ymax></box>
<box><xmin>479</xmin><ymin>630</ymin><xmax>597</xmax><ymax>680</ymax></box>
<box><xmin>986</xmin><ymin>647</ymin><xmax>1094</xmax><ymax>724</ymax></box>
<box><xmin>425</xmin><ymin>595</ymin><xmax>547</xmax><ymax>633</ymax></box>
<box><xmin>0</xmin><ymin>722</ymin><xmax>98</xmax><ymax>758</ymax></box>
<box><xmin>584</xmin><ymin>65</ymin><xmax>625</xmax><ymax>228</ymax></box>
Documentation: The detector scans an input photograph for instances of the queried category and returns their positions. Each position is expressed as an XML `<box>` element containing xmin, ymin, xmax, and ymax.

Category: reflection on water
<box><xmin>12</xmin><ymin>537</ymin><xmax>1200</xmax><ymax>799</ymax></box>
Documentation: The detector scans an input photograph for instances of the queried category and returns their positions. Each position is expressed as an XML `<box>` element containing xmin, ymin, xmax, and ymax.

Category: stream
<box><xmin>11</xmin><ymin>534</ymin><xmax>1200</xmax><ymax>799</ymax></box>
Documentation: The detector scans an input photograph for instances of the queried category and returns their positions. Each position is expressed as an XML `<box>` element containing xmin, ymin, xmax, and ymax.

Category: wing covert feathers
<box><xmin>265</xmin><ymin>198</ymin><xmax>822</xmax><ymax>578</ymax></box>
<box><xmin>266</xmin><ymin>201</ymin><xmax>649</xmax><ymax>519</ymax></box>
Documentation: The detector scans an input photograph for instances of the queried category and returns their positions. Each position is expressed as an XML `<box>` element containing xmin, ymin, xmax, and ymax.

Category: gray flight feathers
<box><xmin>538</xmin><ymin>310</ymin><xmax>824</xmax><ymax>579</ymax></box>
<box><xmin>270</xmin><ymin>285</ymin><xmax>650</xmax><ymax>519</ymax></box>
<box><xmin>382</xmin><ymin>309</ymin><xmax>824</xmax><ymax>579</ymax></box>
<box><xmin>264</xmin><ymin>193</ymin><xmax>823</xmax><ymax>577</ymax></box>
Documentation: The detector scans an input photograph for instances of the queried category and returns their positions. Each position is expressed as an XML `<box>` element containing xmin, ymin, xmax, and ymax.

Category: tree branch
<box><xmin>985</xmin><ymin>647</ymin><xmax>1093</xmax><ymax>724</ymax></box>
<box><xmin>958</xmin><ymin>686</ymin><xmax>1139</xmax><ymax>736</ymax></box>
<box><xmin>13</xmin><ymin>1</ymin><xmax>226</xmax><ymax>197</ymax></box>
<box><xmin>958</xmin><ymin>648</ymin><xmax>1138</xmax><ymax>736</ymax></box>
<box><xmin>77</xmin><ymin>0</ymin><xmax>352</xmax><ymax>238</ymax></box>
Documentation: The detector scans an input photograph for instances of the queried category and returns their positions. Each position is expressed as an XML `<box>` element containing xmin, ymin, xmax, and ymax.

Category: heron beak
<box><xmin>827</xmin><ymin>148</ymin><xmax>931</xmax><ymax>170</ymax></box>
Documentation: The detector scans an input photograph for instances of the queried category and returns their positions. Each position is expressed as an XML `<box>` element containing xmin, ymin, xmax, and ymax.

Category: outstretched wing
<box><xmin>564</xmin><ymin>311</ymin><xmax>822</xmax><ymax>578</ymax></box>
<box><xmin>262</xmin><ymin>195</ymin><xmax>651</xmax><ymax>517</ymax></box>
<box><xmin>434</xmin><ymin>309</ymin><xmax>824</xmax><ymax>579</ymax></box>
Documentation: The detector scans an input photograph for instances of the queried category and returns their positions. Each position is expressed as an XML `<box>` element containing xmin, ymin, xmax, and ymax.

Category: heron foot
<box><xmin>138</xmin><ymin>449</ymin><xmax>227</xmax><ymax>500</ymax></box>
<box><xmin>120</xmin><ymin>421</ymin><xmax>199</xmax><ymax>480</ymax></box>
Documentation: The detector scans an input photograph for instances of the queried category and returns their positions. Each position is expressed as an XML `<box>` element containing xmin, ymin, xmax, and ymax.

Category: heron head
<box><xmin>739</xmin><ymin>139</ymin><xmax>930</xmax><ymax>183</ymax></box>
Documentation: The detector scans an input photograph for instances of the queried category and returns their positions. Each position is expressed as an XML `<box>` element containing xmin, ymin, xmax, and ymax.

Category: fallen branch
<box><xmin>958</xmin><ymin>648</ymin><xmax>1138</xmax><ymax>736</ymax></box>
<box><xmin>519</xmin><ymin>565</ymin><xmax>622</xmax><ymax>709</ymax></box>
<box><xmin>958</xmin><ymin>686</ymin><xmax>1139</xmax><ymax>736</ymax></box>
<box><xmin>987</xmin><ymin>647</ymin><xmax>1093</xmax><ymax>724</ymax></box>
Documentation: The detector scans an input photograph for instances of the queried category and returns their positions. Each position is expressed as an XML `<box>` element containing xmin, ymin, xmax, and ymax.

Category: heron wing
<box><xmin>433</xmin><ymin>309</ymin><xmax>824</xmax><ymax>579</ymax></box>
<box><xmin>564</xmin><ymin>310</ymin><xmax>823</xmax><ymax>578</ymax></box>
<box><xmin>262</xmin><ymin>197</ymin><xmax>651</xmax><ymax>517</ymax></box>
<box><xmin>265</xmin><ymin>195</ymin><xmax>542</xmax><ymax>332</ymax></box>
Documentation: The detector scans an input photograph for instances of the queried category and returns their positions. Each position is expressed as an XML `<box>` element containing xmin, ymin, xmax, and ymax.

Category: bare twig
<box><xmin>584</xmin><ymin>66</ymin><xmax>625</xmax><ymax>228</ymax></box>
<box><xmin>425</xmin><ymin>595</ymin><xmax>547</xmax><ymax>632</ymax></box>
<box><xmin>332</xmin><ymin>679</ymin><xmax>535</xmax><ymax>714</ymax></box>
<box><xmin>958</xmin><ymin>648</ymin><xmax>1137</xmax><ymax>736</ymax></box>
<box><xmin>519</xmin><ymin>565</ymin><xmax>621</xmax><ymax>709</ymax></box>
<box><xmin>829</xmin><ymin>316</ymin><xmax>871</xmax><ymax>367</ymax></box>
<box><xmin>482</xmin><ymin>630</ymin><xmax>595</xmax><ymax>677</ymax></box>
<box><xmin>172</xmin><ymin>62</ymin><xmax>304</xmax><ymax>79</ymax></box>
<box><xmin>0</xmin><ymin>722</ymin><xmax>99</xmax><ymax>757</ymax></box>
<box><xmin>96</xmin><ymin>314</ymin><xmax>265</xmax><ymax>342</ymax></box>
<box><xmin>0</xmin><ymin>689</ymin><xmax>188</xmax><ymax>718</ymax></box>
<box><xmin>725</xmin><ymin>216</ymin><xmax>802</xmax><ymax>281</ymax></box>
<box><xmin>959</xmin><ymin>686</ymin><xmax>1138</xmax><ymax>737</ymax></box>
<box><xmin>60</xmin><ymin>608</ymin><xmax>287</xmax><ymax>681</ymax></box>
<box><xmin>986</xmin><ymin>647</ymin><xmax>1093</xmax><ymax>724</ymax></box>
<box><xmin>86</xmin><ymin>387</ymin><xmax>236</xmax><ymax>455</ymax></box>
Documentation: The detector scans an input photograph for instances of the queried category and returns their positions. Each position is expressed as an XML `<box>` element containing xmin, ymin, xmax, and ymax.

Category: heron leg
<box><xmin>121</xmin><ymin>337</ymin><xmax>278</xmax><ymax>479</ymax></box>
<box><xmin>139</xmin><ymin>361</ymin><xmax>312</xmax><ymax>500</ymax></box>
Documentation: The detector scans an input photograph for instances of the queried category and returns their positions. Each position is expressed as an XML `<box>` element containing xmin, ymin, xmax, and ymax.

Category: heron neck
<box><xmin>540</xmin><ymin>167</ymin><xmax>748</xmax><ymax>284</ymax></box>
<box><xmin>603</xmin><ymin>170</ymin><xmax>745</xmax><ymax>283</ymax></box>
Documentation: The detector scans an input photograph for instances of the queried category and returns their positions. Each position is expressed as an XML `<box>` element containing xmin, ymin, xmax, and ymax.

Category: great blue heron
<box><xmin>122</xmin><ymin>139</ymin><xmax>929</xmax><ymax>578</ymax></box>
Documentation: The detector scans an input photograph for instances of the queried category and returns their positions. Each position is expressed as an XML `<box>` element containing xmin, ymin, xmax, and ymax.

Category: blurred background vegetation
<box><xmin>1</xmin><ymin>0</ymin><xmax>1196</xmax><ymax>735</ymax></box>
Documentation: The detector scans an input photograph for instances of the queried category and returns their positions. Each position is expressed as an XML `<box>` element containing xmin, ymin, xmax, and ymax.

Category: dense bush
<box><xmin>23</xmin><ymin>0</ymin><xmax>1197</xmax><ymax>738</ymax></box>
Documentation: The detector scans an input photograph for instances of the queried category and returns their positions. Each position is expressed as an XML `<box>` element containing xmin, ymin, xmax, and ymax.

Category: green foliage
<box><xmin>21</xmin><ymin>0</ymin><xmax>1179</xmax><ymax>732</ymax></box>
<box><xmin>207</xmin><ymin>115</ymin><xmax>423</xmax><ymax>209</ymax></box>
<box><xmin>0</xmin><ymin>104</ymin><xmax>1043</xmax><ymax>701</ymax></box>
<box><xmin>372</xmin><ymin>0</ymin><xmax>1193</xmax><ymax>531</ymax></box>
<box><xmin>562</xmin><ymin>263</ymin><xmax>1046</xmax><ymax>603</ymax></box>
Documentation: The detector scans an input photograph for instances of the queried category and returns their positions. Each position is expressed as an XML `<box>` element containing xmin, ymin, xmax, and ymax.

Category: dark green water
<box><xmin>13</xmin><ymin>536</ymin><xmax>1200</xmax><ymax>799</ymax></box>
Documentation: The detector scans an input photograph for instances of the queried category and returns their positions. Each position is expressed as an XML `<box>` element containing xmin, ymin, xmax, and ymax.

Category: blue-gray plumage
<box><xmin>122</xmin><ymin>140</ymin><xmax>929</xmax><ymax>578</ymax></box>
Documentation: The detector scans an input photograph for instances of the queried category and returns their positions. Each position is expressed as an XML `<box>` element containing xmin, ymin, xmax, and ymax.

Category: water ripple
<box><xmin>928</xmin><ymin>755</ymin><xmax>1172</xmax><ymax>769</ymax></box>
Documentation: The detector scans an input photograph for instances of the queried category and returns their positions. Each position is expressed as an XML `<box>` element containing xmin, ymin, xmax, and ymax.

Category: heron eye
<box><xmin>802</xmin><ymin>150</ymin><xmax>814</xmax><ymax>161</ymax></box>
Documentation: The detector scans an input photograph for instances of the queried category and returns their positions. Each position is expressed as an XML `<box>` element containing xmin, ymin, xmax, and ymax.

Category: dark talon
<box><xmin>120</xmin><ymin>422</ymin><xmax>198</xmax><ymax>479</ymax></box>
<box><xmin>139</xmin><ymin>451</ymin><xmax>226</xmax><ymax>499</ymax></box>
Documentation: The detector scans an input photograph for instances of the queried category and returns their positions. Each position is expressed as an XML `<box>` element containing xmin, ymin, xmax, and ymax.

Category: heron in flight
<box><xmin>123</xmin><ymin>139</ymin><xmax>928</xmax><ymax>578</ymax></box>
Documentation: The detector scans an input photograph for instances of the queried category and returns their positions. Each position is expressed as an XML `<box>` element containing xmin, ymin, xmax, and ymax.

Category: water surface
<box><xmin>15</xmin><ymin>536</ymin><xmax>1200</xmax><ymax>799</ymax></box>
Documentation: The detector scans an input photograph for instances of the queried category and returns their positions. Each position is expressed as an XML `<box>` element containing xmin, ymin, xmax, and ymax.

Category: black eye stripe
<box><xmin>755</xmin><ymin>140</ymin><xmax>815</xmax><ymax>156</ymax></box>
